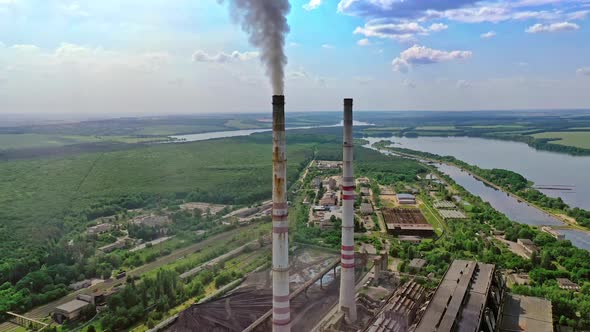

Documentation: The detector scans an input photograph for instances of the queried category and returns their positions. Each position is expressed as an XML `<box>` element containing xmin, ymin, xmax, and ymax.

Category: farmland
<box><xmin>532</xmin><ymin>131</ymin><xmax>590</xmax><ymax>149</ymax></box>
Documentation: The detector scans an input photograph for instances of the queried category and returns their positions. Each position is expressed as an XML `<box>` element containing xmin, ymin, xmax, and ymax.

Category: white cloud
<box><xmin>321</xmin><ymin>44</ymin><xmax>334</xmax><ymax>49</ymax></box>
<box><xmin>288</xmin><ymin>42</ymin><xmax>300</xmax><ymax>47</ymax></box>
<box><xmin>192</xmin><ymin>50</ymin><xmax>259</xmax><ymax>63</ymax></box>
<box><xmin>357</xmin><ymin>38</ymin><xmax>371</xmax><ymax>46</ymax></box>
<box><xmin>392</xmin><ymin>44</ymin><xmax>472</xmax><ymax>72</ymax></box>
<box><xmin>481</xmin><ymin>31</ymin><xmax>497</xmax><ymax>39</ymax></box>
<box><xmin>456</xmin><ymin>80</ymin><xmax>471</xmax><ymax>88</ymax></box>
<box><xmin>11</xmin><ymin>44</ymin><xmax>40</xmax><ymax>52</ymax></box>
<box><xmin>354</xmin><ymin>20</ymin><xmax>447</xmax><ymax>42</ymax></box>
<box><xmin>303</xmin><ymin>0</ymin><xmax>322</xmax><ymax>11</ymax></box>
<box><xmin>526</xmin><ymin>21</ymin><xmax>580</xmax><ymax>33</ymax></box>
<box><xmin>577</xmin><ymin>67</ymin><xmax>590</xmax><ymax>76</ymax></box>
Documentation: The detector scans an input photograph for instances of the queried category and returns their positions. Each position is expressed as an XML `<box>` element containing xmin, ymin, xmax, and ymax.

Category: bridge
<box><xmin>6</xmin><ymin>312</ymin><xmax>48</xmax><ymax>331</ymax></box>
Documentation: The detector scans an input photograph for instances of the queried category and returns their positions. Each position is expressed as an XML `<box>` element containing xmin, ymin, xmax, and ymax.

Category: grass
<box><xmin>0</xmin><ymin>134</ymin><xmax>167</xmax><ymax>150</ymax></box>
<box><xmin>0</xmin><ymin>136</ymin><xmax>314</xmax><ymax>263</ymax></box>
<box><xmin>532</xmin><ymin>131</ymin><xmax>590</xmax><ymax>149</ymax></box>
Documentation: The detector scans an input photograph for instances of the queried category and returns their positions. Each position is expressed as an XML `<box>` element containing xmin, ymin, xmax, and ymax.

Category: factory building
<box><xmin>415</xmin><ymin>260</ymin><xmax>504</xmax><ymax>332</ymax></box>
<box><xmin>396</xmin><ymin>194</ymin><xmax>416</xmax><ymax>205</ymax></box>
<box><xmin>498</xmin><ymin>294</ymin><xmax>553</xmax><ymax>332</ymax></box>
<box><xmin>382</xmin><ymin>208</ymin><xmax>435</xmax><ymax>238</ymax></box>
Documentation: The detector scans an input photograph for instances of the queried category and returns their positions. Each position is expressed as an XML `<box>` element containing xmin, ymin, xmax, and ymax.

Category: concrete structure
<box><xmin>397</xmin><ymin>193</ymin><xmax>416</xmax><ymax>205</ymax></box>
<box><xmin>517</xmin><ymin>239</ymin><xmax>539</xmax><ymax>259</ymax></box>
<box><xmin>316</xmin><ymin>160</ymin><xmax>342</xmax><ymax>170</ymax></box>
<box><xmin>541</xmin><ymin>226</ymin><xmax>565</xmax><ymax>240</ymax></box>
<box><xmin>367</xmin><ymin>280</ymin><xmax>426</xmax><ymax>332</ymax></box>
<box><xmin>360</xmin><ymin>187</ymin><xmax>370</xmax><ymax>196</ymax></box>
<box><xmin>272</xmin><ymin>95</ymin><xmax>290</xmax><ymax>331</ymax></box>
<box><xmin>415</xmin><ymin>260</ymin><xmax>504</xmax><ymax>332</ymax></box>
<box><xmin>319</xmin><ymin>192</ymin><xmax>337</xmax><ymax>206</ymax></box>
<box><xmin>131</xmin><ymin>214</ymin><xmax>171</xmax><ymax>228</ymax></box>
<box><xmin>339</xmin><ymin>98</ymin><xmax>357</xmax><ymax>323</ymax></box>
<box><xmin>87</xmin><ymin>223</ymin><xmax>113</xmax><ymax>235</ymax></box>
<box><xmin>499</xmin><ymin>294</ymin><xmax>553</xmax><ymax>332</ymax></box>
<box><xmin>53</xmin><ymin>299</ymin><xmax>92</xmax><ymax>323</ymax></box>
<box><xmin>383</xmin><ymin>208</ymin><xmax>435</xmax><ymax>238</ymax></box>
<box><xmin>409</xmin><ymin>258</ymin><xmax>427</xmax><ymax>272</ymax></box>
<box><xmin>360</xmin><ymin>202</ymin><xmax>374</xmax><ymax>215</ymax></box>
<box><xmin>556</xmin><ymin>278</ymin><xmax>581</xmax><ymax>291</ymax></box>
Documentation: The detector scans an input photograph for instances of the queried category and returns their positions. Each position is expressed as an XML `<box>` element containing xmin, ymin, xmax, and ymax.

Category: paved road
<box><xmin>0</xmin><ymin>223</ymin><xmax>261</xmax><ymax>332</ymax></box>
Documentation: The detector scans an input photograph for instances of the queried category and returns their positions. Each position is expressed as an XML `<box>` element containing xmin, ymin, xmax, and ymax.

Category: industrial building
<box><xmin>87</xmin><ymin>223</ymin><xmax>113</xmax><ymax>235</ymax></box>
<box><xmin>382</xmin><ymin>208</ymin><xmax>435</xmax><ymax>238</ymax></box>
<box><xmin>556</xmin><ymin>278</ymin><xmax>581</xmax><ymax>291</ymax></box>
<box><xmin>498</xmin><ymin>294</ymin><xmax>553</xmax><ymax>332</ymax></box>
<box><xmin>366</xmin><ymin>280</ymin><xmax>427</xmax><ymax>332</ymax></box>
<box><xmin>53</xmin><ymin>298</ymin><xmax>92</xmax><ymax>323</ymax></box>
<box><xmin>415</xmin><ymin>260</ymin><xmax>504</xmax><ymax>332</ymax></box>
<box><xmin>360</xmin><ymin>203</ymin><xmax>374</xmax><ymax>215</ymax></box>
<box><xmin>396</xmin><ymin>194</ymin><xmax>416</xmax><ymax>205</ymax></box>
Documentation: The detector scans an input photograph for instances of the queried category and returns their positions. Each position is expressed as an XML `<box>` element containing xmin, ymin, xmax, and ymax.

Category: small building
<box><xmin>409</xmin><ymin>258</ymin><xmax>427</xmax><ymax>272</ymax></box>
<box><xmin>499</xmin><ymin>294</ymin><xmax>553</xmax><ymax>332</ymax></box>
<box><xmin>131</xmin><ymin>214</ymin><xmax>171</xmax><ymax>228</ymax></box>
<box><xmin>397</xmin><ymin>194</ymin><xmax>416</xmax><ymax>205</ymax></box>
<box><xmin>53</xmin><ymin>299</ymin><xmax>92</xmax><ymax>323</ymax></box>
<box><xmin>360</xmin><ymin>203</ymin><xmax>373</xmax><ymax>215</ymax></box>
<box><xmin>517</xmin><ymin>239</ymin><xmax>539</xmax><ymax>258</ymax></box>
<box><xmin>69</xmin><ymin>280</ymin><xmax>92</xmax><ymax>291</ymax></box>
<box><xmin>556</xmin><ymin>278</ymin><xmax>581</xmax><ymax>291</ymax></box>
<box><xmin>319</xmin><ymin>192</ymin><xmax>337</xmax><ymax>207</ymax></box>
<box><xmin>433</xmin><ymin>201</ymin><xmax>456</xmax><ymax>209</ymax></box>
<box><xmin>87</xmin><ymin>223</ymin><xmax>113</xmax><ymax>235</ymax></box>
<box><xmin>98</xmin><ymin>238</ymin><xmax>127</xmax><ymax>253</ymax></box>
<box><xmin>398</xmin><ymin>236</ymin><xmax>422</xmax><ymax>244</ymax></box>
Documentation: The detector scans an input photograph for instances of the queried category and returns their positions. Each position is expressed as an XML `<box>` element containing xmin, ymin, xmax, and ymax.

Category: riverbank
<box><xmin>376</xmin><ymin>142</ymin><xmax>590</xmax><ymax>235</ymax></box>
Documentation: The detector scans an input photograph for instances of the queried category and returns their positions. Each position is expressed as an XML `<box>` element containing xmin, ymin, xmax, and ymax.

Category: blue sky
<box><xmin>1</xmin><ymin>0</ymin><xmax>589</xmax><ymax>115</ymax></box>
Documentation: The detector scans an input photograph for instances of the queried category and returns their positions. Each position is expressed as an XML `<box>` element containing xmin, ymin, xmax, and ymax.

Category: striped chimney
<box><xmin>339</xmin><ymin>98</ymin><xmax>357</xmax><ymax>322</ymax></box>
<box><xmin>272</xmin><ymin>95</ymin><xmax>290</xmax><ymax>331</ymax></box>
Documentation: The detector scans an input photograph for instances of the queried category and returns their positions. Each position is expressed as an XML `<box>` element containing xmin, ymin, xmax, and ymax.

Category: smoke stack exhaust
<box><xmin>272</xmin><ymin>95</ymin><xmax>290</xmax><ymax>331</ymax></box>
<box><xmin>339</xmin><ymin>98</ymin><xmax>357</xmax><ymax>323</ymax></box>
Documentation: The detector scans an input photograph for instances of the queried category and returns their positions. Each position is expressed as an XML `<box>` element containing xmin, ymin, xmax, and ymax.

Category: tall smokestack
<box><xmin>339</xmin><ymin>98</ymin><xmax>357</xmax><ymax>323</ymax></box>
<box><xmin>272</xmin><ymin>95</ymin><xmax>290</xmax><ymax>331</ymax></box>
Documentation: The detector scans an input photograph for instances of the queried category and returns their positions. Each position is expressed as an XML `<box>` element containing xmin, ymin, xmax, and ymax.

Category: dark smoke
<box><xmin>219</xmin><ymin>0</ymin><xmax>291</xmax><ymax>94</ymax></box>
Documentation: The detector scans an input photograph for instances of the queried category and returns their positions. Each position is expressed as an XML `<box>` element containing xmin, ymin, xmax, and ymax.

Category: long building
<box><xmin>382</xmin><ymin>208</ymin><xmax>435</xmax><ymax>238</ymax></box>
<box><xmin>415</xmin><ymin>260</ymin><xmax>504</xmax><ymax>332</ymax></box>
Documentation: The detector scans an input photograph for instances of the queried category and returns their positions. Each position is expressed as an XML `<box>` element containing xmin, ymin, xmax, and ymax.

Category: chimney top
<box><xmin>344</xmin><ymin>98</ymin><xmax>353</xmax><ymax>106</ymax></box>
<box><xmin>273</xmin><ymin>95</ymin><xmax>285</xmax><ymax>105</ymax></box>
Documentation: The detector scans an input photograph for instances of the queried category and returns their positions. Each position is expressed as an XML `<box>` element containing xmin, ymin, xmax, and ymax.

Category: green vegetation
<box><xmin>0</xmin><ymin>134</ymin><xmax>168</xmax><ymax>150</ymax></box>
<box><xmin>532</xmin><ymin>131</ymin><xmax>590</xmax><ymax>149</ymax></box>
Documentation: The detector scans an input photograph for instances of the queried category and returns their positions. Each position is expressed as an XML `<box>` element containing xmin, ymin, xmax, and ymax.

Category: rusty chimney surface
<box><xmin>272</xmin><ymin>95</ymin><xmax>290</xmax><ymax>331</ymax></box>
<box><xmin>339</xmin><ymin>97</ymin><xmax>358</xmax><ymax>323</ymax></box>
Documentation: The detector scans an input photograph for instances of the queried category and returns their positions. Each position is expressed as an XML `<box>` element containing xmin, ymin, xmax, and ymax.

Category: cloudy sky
<box><xmin>1</xmin><ymin>0</ymin><xmax>590</xmax><ymax>116</ymax></box>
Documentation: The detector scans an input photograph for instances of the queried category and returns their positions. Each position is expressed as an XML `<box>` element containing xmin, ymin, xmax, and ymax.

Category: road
<box><xmin>0</xmin><ymin>222</ymin><xmax>262</xmax><ymax>332</ymax></box>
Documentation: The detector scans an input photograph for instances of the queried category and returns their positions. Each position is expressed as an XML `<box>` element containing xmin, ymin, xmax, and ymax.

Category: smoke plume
<box><xmin>219</xmin><ymin>0</ymin><xmax>291</xmax><ymax>94</ymax></box>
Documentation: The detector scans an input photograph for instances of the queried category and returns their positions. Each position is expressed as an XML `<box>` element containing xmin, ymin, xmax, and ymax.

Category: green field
<box><xmin>466</xmin><ymin>125</ymin><xmax>525</xmax><ymax>129</ymax></box>
<box><xmin>0</xmin><ymin>134</ymin><xmax>167</xmax><ymax>150</ymax></box>
<box><xmin>0</xmin><ymin>135</ymin><xmax>316</xmax><ymax>263</ymax></box>
<box><xmin>415</xmin><ymin>126</ymin><xmax>458</xmax><ymax>131</ymax></box>
<box><xmin>532</xmin><ymin>131</ymin><xmax>590</xmax><ymax>149</ymax></box>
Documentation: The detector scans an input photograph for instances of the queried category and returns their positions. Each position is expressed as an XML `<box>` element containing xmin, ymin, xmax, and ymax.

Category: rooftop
<box><xmin>499</xmin><ymin>294</ymin><xmax>553</xmax><ymax>332</ymax></box>
<box><xmin>55</xmin><ymin>299</ymin><xmax>90</xmax><ymax>314</ymax></box>
<box><xmin>415</xmin><ymin>260</ymin><xmax>495</xmax><ymax>332</ymax></box>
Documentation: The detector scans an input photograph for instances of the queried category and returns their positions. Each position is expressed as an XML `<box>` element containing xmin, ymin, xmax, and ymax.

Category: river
<box><xmin>170</xmin><ymin>121</ymin><xmax>373</xmax><ymax>142</ymax></box>
<box><xmin>365</xmin><ymin>137</ymin><xmax>590</xmax><ymax>251</ymax></box>
<box><xmin>368</xmin><ymin>136</ymin><xmax>590</xmax><ymax>210</ymax></box>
